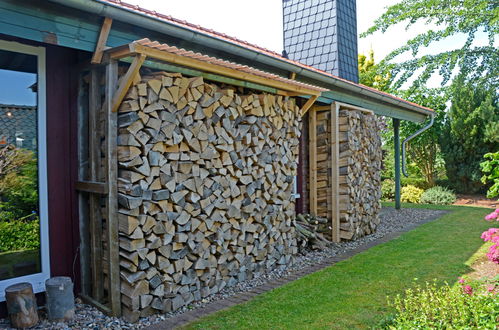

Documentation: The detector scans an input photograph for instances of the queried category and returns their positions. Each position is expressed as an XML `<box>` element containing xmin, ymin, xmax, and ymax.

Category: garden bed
<box><xmin>0</xmin><ymin>206</ymin><xmax>448</xmax><ymax>329</ymax></box>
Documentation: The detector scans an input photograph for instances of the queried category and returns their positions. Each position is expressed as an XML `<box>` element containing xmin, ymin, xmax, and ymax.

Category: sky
<box><xmin>123</xmin><ymin>0</ymin><xmax>493</xmax><ymax>88</ymax></box>
<box><xmin>0</xmin><ymin>70</ymin><xmax>37</xmax><ymax>106</ymax></box>
<box><xmin>124</xmin><ymin>0</ymin><xmax>416</xmax><ymax>60</ymax></box>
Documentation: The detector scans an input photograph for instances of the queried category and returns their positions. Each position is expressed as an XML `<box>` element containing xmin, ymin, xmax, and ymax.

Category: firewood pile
<box><xmin>338</xmin><ymin>109</ymin><xmax>382</xmax><ymax>240</ymax></box>
<box><xmin>293</xmin><ymin>213</ymin><xmax>332</xmax><ymax>250</ymax></box>
<box><xmin>116</xmin><ymin>71</ymin><xmax>301</xmax><ymax>321</ymax></box>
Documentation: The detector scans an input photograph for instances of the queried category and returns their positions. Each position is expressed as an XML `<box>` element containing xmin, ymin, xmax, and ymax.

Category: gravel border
<box><xmin>0</xmin><ymin>207</ymin><xmax>448</xmax><ymax>330</ymax></box>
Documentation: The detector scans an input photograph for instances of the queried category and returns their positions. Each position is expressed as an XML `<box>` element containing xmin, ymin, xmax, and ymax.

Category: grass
<box><xmin>184</xmin><ymin>204</ymin><xmax>494</xmax><ymax>329</ymax></box>
<box><xmin>0</xmin><ymin>249</ymin><xmax>40</xmax><ymax>280</ymax></box>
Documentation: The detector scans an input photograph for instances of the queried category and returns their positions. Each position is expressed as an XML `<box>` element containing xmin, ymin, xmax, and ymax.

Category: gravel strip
<box><xmin>0</xmin><ymin>207</ymin><xmax>447</xmax><ymax>329</ymax></box>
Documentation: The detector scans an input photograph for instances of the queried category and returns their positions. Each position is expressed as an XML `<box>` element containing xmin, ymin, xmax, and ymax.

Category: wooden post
<box><xmin>330</xmin><ymin>103</ymin><xmax>340</xmax><ymax>242</ymax></box>
<box><xmin>393</xmin><ymin>118</ymin><xmax>401</xmax><ymax>209</ymax></box>
<box><xmin>77</xmin><ymin>70</ymin><xmax>91</xmax><ymax>298</ymax></box>
<box><xmin>106</xmin><ymin>59</ymin><xmax>121</xmax><ymax>316</ymax></box>
<box><xmin>88</xmin><ymin>68</ymin><xmax>104</xmax><ymax>301</ymax></box>
<box><xmin>5</xmin><ymin>283</ymin><xmax>39</xmax><ymax>328</ymax></box>
<box><xmin>308</xmin><ymin>107</ymin><xmax>317</xmax><ymax>215</ymax></box>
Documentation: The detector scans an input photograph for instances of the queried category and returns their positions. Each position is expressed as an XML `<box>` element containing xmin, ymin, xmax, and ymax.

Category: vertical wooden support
<box><xmin>330</xmin><ymin>103</ymin><xmax>340</xmax><ymax>242</ymax></box>
<box><xmin>393</xmin><ymin>118</ymin><xmax>401</xmax><ymax>209</ymax></box>
<box><xmin>105</xmin><ymin>60</ymin><xmax>121</xmax><ymax>316</ymax></box>
<box><xmin>77</xmin><ymin>72</ymin><xmax>91</xmax><ymax>297</ymax></box>
<box><xmin>88</xmin><ymin>69</ymin><xmax>104</xmax><ymax>301</ymax></box>
<box><xmin>308</xmin><ymin>107</ymin><xmax>317</xmax><ymax>215</ymax></box>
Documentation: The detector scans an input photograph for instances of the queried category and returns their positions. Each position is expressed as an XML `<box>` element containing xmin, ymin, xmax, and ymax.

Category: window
<box><xmin>0</xmin><ymin>40</ymin><xmax>49</xmax><ymax>301</ymax></box>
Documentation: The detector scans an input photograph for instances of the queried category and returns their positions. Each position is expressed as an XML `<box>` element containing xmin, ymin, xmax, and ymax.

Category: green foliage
<box><xmin>383</xmin><ymin>281</ymin><xmax>499</xmax><ymax>329</ymax></box>
<box><xmin>381</xmin><ymin>179</ymin><xmax>395</xmax><ymax>201</ymax></box>
<box><xmin>401</xmin><ymin>185</ymin><xmax>424</xmax><ymax>203</ymax></box>
<box><xmin>420</xmin><ymin>186</ymin><xmax>456</xmax><ymax>205</ymax></box>
<box><xmin>0</xmin><ymin>218</ymin><xmax>40</xmax><ymax>252</ymax></box>
<box><xmin>401</xmin><ymin>177</ymin><xmax>431</xmax><ymax>190</ymax></box>
<box><xmin>361</xmin><ymin>0</ymin><xmax>498</xmax><ymax>90</ymax></box>
<box><xmin>358</xmin><ymin>50</ymin><xmax>392</xmax><ymax>92</ymax></box>
<box><xmin>481</xmin><ymin>151</ymin><xmax>499</xmax><ymax>199</ymax></box>
<box><xmin>440</xmin><ymin>76</ymin><xmax>499</xmax><ymax>193</ymax></box>
<box><xmin>0</xmin><ymin>146</ymin><xmax>38</xmax><ymax>221</ymax></box>
<box><xmin>382</xmin><ymin>88</ymin><xmax>448</xmax><ymax>187</ymax></box>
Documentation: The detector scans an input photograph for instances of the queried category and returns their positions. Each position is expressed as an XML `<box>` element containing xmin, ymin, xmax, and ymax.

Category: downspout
<box><xmin>401</xmin><ymin>114</ymin><xmax>435</xmax><ymax>177</ymax></box>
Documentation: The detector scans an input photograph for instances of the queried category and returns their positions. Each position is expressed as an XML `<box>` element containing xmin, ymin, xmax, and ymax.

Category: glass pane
<box><xmin>0</xmin><ymin>49</ymin><xmax>40</xmax><ymax>281</ymax></box>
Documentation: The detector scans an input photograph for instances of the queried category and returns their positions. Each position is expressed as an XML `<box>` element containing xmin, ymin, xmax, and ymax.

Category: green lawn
<box><xmin>184</xmin><ymin>204</ymin><xmax>494</xmax><ymax>329</ymax></box>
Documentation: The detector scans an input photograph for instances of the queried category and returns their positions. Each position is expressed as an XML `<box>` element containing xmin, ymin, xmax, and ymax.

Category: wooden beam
<box><xmin>110</xmin><ymin>43</ymin><xmax>322</xmax><ymax>97</ymax></box>
<box><xmin>79</xmin><ymin>294</ymin><xmax>112</xmax><ymax>315</ymax></box>
<box><xmin>110</xmin><ymin>54</ymin><xmax>146</xmax><ymax>112</ymax></box>
<box><xmin>75</xmin><ymin>181</ymin><xmax>108</xmax><ymax>194</ymax></box>
<box><xmin>106</xmin><ymin>60</ymin><xmax>121</xmax><ymax>316</ymax></box>
<box><xmin>300</xmin><ymin>95</ymin><xmax>318</xmax><ymax>116</ymax></box>
<box><xmin>120</xmin><ymin>57</ymin><xmax>279</xmax><ymax>95</ymax></box>
<box><xmin>91</xmin><ymin>17</ymin><xmax>113</xmax><ymax>64</ymax></box>
<box><xmin>330</xmin><ymin>103</ymin><xmax>340</xmax><ymax>243</ymax></box>
<box><xmin>88</xmin><ymin>69</ymin><xmax>104</xmax><ymax>301</ymax></box>
<box><xmin>289</xmin><ymin>72</ymin><xmax>297</xmax><ymax>80</ymax></box>
<box><xmin>309</xmin><ymin>108</ymin><xmax>318</xmax><ymax>215</ymax></box>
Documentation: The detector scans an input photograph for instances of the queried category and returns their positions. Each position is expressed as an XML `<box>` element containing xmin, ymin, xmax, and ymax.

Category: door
<box><xmin>0</xmin><ymin>40</ymin><xmax>49</xmax><ymax>300</ymax></box>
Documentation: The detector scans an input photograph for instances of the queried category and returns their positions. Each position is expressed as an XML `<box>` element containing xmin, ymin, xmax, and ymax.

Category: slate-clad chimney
<box><xmin>283</xmin><ymin>0</ymin><xmax>359</xmax><ymax>83</ymax></box>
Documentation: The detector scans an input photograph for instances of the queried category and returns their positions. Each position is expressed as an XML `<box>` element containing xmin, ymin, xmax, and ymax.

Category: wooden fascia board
<box><xmin>107</xmin><ymin>43</ymin><xmax>322</xmax><ymax>97</ymax></box>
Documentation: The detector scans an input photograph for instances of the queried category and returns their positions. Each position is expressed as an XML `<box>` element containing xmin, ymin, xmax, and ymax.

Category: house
<box><xmin>0</xmin><ymin>0</ymin><xmax>433</xmax><ymax>320</ymax></box>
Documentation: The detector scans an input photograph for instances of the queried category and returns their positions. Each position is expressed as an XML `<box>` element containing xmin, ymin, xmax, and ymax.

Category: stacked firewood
<box><xmin>338</xmin><ymin>109</ymin><xmax>382</xmax><ymax>240</ymax></box>
<box><xmin>116</xmin><ymin>71</ymin><xmax>301</xmax><ymax>321</ymax></box>
<box><xmin>294</xmin><ymin>214</ymin><xmax>331</xmax><ymax>250</ymax></box>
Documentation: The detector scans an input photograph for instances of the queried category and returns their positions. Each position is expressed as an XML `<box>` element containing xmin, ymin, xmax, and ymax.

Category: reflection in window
<box><xmin>0</xmin><ymin>50</ymin><xmax>40</xmax><ymax>281</ymax></box>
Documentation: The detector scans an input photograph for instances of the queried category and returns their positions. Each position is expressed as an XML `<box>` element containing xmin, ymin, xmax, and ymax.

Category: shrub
<box><xmin>401</xmin><ymin>177</ymin><xmax>431</xmax><ymax>190</ymax></box>
<box><xmin>383</xmin><ymin>281</ymin><xmax>499</xmax><ymax>329</ymax></box>
<box><xmin>381</xmin><ymin>179</ymin><xmax>395</xmax><ymax>201</ymax></box>
<box><xmin>420</xmin><ymin>186</ymin><xmax>457</xmax><ymax>205</ymax></box>
<box><xmin>0</xmin><ymin>146</ymin><xmax>39</xmax><ymax>221</ymax></box>
<box><xmin>401</xmin><ymin>185</ymin><xmax>423</xmax><ymax>203</ymax></box>
<box><xmin>480</xmin><ymin>151</ymin><xmax>499</xmax><ymax>199</ymax></box>
<box><xmin>0</xmin><ymin>217</ymin><xmax>40</xmax><ymax>252</ymax></box>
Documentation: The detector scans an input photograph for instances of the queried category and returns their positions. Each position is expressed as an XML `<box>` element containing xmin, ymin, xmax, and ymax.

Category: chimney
<box><xmin>283</xmin><ymin>0</ymin><xmax>359</xmax><ymax>83</ymax></box>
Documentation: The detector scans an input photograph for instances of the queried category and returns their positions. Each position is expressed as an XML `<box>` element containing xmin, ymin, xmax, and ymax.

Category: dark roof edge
<box><xmin>48</xmin><ymin>0</ymin><xmax>433</xmax><ymax>117</ymax></box>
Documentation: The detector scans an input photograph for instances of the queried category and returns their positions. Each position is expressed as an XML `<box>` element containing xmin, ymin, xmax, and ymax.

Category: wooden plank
<box><xmin>91</xmin><ymin>17</ymin><xmax>113</xmax><ymax>64</ymax></box>
<box><xmin>88</xmin><ymin>69</ymin><xmax>104</xmax><ymax>301</ymax></box>
<box><xmin>80</xmin><ymin>294</ymin><xmax>113</xmax><ymax>315</ymax></box>
<box><xmin>109</xmin><ymin>43</ymin><xmax>323</xmax><ymax>97</ymax></box>
<box><xmin>309</xmin><ymin>108</ymin><xmax>318</xmax><ymax>215</ymax></box>
<box><xmin>106</xmin><ymin>60</ymin><xmax>122</xmax><ymax>316</ymax></box>
<box><xmin>111</xmin><ymin>54</ymin><xmax>146</xmax><ymax>112</ymax></box>
<box><xmin>331</xmin><ymin>103</ymin><xmax>340</xmax><ymax>243</ymax></box>
<box><xmin>75</xmin><ymin>181</ymin><xmax>108</xmax><ymax>194</ymax></box>
<box><xmin>120</xmin><ymin>57</ymin><xmax>279</xmax><ymax>95</ymax></box>
<box><xmin>77</xmin><ymin>71</ymin><xmax>91</xmax><ymax>297</ymax></box>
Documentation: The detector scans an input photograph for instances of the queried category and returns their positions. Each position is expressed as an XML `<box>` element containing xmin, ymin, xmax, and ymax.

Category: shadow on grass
<box><xmin>184</xmin><ymin>204</ymin><xmax>492</xmax><ymax>330</ymax></box>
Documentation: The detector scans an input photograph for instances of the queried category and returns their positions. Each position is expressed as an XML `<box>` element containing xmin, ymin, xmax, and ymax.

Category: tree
<box><xmin>358</xmin><ymin>50</ymin><xmax>392</xmax><ymax>92</ymax></box>
<box><xmin>361</xmin><ymin>0</ymin><xmax>499</xmax><ymax>90</ymax></box>
<box><xmin>440</xmin><ymin>76</ymin><xmax>499</xmax><ymax>193</ymax></box>
<box><xmin>382</xmin><ymin>88</ymin><xmax>447</xmax><ymax>186</ymax></box>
